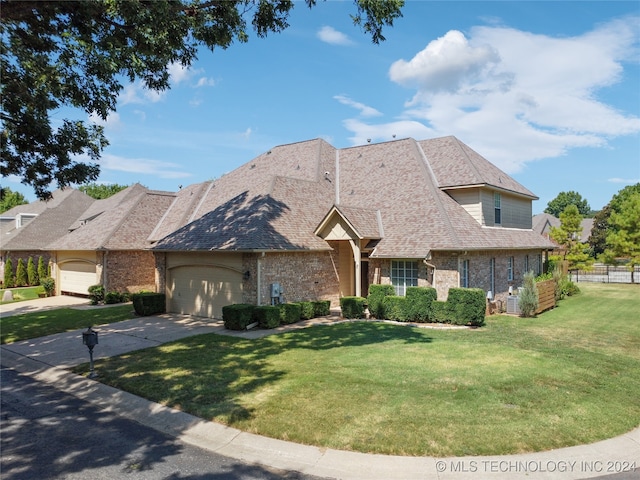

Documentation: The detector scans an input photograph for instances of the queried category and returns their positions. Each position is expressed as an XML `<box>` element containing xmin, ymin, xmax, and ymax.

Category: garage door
<box><xmin>168</xmin><ymin>266</ymin><xmax>243</xmax><ymax>319</ymax></box>
<box><xmin>59</xmin><ymin>261</ymin><xmax>97</xmax><ymax>295</ymax></box>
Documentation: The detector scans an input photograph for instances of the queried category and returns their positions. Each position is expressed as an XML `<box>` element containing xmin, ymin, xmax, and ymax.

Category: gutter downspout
<box><xmin>257</xmin><ymin>252</ymin><xmax>265</xmax><ymax>305</ymax></box>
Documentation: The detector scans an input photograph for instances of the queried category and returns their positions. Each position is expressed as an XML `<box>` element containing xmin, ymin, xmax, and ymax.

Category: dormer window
<box><xmin>494</xmin><ymin>193</ymin><xmax>501</xmax><ymax>225</ymax></box>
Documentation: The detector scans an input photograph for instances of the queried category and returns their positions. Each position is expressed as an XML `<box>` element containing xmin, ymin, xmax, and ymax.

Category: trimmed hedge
<box><xmin>382</xmin><ymin>295</ymin><xmax>407</xmax><ymax>321</ymax></box>
<box><xmin>222</xmin><ymin>304</ymin><xmax>256</xmax><ymax>330</ymax></box>
<box><xmin>132</xmin><ymin>292</ymin><xmax>166</xmax><ymax>316</ymax></box>
<box><xmin>105</xmin><ymin>291</ymin><xmax>124</xmax><ymax>304</ymax></box>
<box><xmin>431</xmin><ymin>300</ymin><xmax>451</xmax><ymax>323</ymax></box>
<box><xmin>340</xmin><ymin>296</ymin><xmax>366</xmax><ymax>319</ymax></box>
<box><xmin>446</xmin><ymin>288</ymin><xmax>485</xmax><ymax>326</ymax></box>
<box><xmin>312</xmin><ymin>300</ymin><xmax>330</xmax><ymax>317</ymax></box>
<box><xmin>254</xmin><ymin>305</ymin><xmax>281</xmax><ymax>329</ymax></box>
<box><xmin>280</xmin><ymin>303</ymin><xmax>302</xmax><ymax>325</ymax></box>
<box><xmin>405</xmin><ymin>287</ymin><xmax>437</xmax><ymax>322</ymax></box>
<box><xmin>298</xmin><ymin>301</ymin><xmax>315</xmax><ymax>320</ymax></box>
<box><xmin>367</xmin><ymin>284</ymin><xmax>395</xmax><ymax>319</ymax></box>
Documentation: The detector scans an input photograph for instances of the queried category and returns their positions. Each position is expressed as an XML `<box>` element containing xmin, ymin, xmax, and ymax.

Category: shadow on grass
<box><xmin>90</xmin><ymin>322</ymin><xmax>431</xmax><ymax>425</ymax></box>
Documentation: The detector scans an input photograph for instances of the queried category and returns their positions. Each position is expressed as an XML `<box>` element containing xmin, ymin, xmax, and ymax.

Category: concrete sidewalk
<box><xmin>1</xmin><ymin>296</ymin><xmax>639</xmax><ymax>480</ymax></box>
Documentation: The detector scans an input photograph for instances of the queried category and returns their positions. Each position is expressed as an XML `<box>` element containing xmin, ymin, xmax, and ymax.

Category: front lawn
<box><xmin>0</xmin><ymin>286</ymin><xmax>42</xmax><ymax>304</ymax></box>
<box><xmin>0</xmin><ymin>304</ymin><xmax>135</xmax><ymax>344</ymax></box>
<box><xmin>84</xmin><ymin>283</ymin><xmax>640</xmax><ymax>457</ymax></box>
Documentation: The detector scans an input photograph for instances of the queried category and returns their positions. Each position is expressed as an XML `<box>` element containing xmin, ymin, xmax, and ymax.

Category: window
<box><xmin>391</xmin><ymin>260</ymin><xmax>418</xmax><ymax>296</ymax></box>
<box><xmin>524</xmin><ymin>255</ymin><xmax>529</xmax><ymax>274</ymax></box>
<box><xmin>507</xmin><ymin>256</ymin><xmax>514</xmax><ymax>282</ymax></box>
<box><xmin>494</xmin><ymin>192</ymin><xmax>501</xmax><ymax>225</ymax></box>
<box><xmin>489</xmin><ymin>258</ymin><xmax>495</xmax><ymax>294</ymax></box>
<box><xmin>460</xmin><ymin>259</ymin><xmax>469</xmax><ymax>288</ymax></box>
<box><xmin>537</xmin><ymin>254</ymin><xmax>542</xmax><ymax>275</ymax></box>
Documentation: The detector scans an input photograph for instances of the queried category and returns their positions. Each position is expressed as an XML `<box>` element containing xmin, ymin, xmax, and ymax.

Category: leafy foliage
<box><xmin>27</xmin><ymin>257</ymin><xmax>38</xmax><ymax>286</ymax></box>
<box><xmin>1</xmin><ymin>0</ymin><xmax>404</xmax><ymax>200</ymax></box>
<box><xmin>79</xmin><ymin>182</ymin><xmax>129</xmax><ymax>199</ymax></box>
<box><xmin>518</xmin><ymin>271</ymin><xmax>539</xmax><ymax>317</ymax></box>
<box><xmin>3</xmin><ymin>258</ymin><xmax>14</xmax><ymax>288</ymax></box>
<box><xmin>15</xmin><ymin>258</ymin><xmax>27</xmax><ymax>287</ymax></box>
<box><xmin>545</xmin><ymin>191</ymin><xmax>590</xmax><ymax>217</ymax></box>
<box><xmin>602</xmin><ymin>191</ymin><xmax>640</xmax><ymax>280</ymax></box>
<box><xmin>0</xmin><ymin>187</ymin><xmax>28</xmax><ymax>213</ymax></box>
<box><xmin>550</xmin><ymin>205</ymin><xmax>594</xmax><ymax>270</ymax></box>
<box><xmin>588</xmin><ymin>204</ymin><xmax>611</xmax><ymax>257</ymax></box>
<box><xmin>37</xmin><ymin>256</ymin><xmax>48</xmax><ymax>282</ymax></box>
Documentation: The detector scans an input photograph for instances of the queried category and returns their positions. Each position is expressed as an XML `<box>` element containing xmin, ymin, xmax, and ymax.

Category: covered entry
<box><xmin>315</xmin><ymin>206</ymin><xmax>382</xmax><ymax>298</ymax></box>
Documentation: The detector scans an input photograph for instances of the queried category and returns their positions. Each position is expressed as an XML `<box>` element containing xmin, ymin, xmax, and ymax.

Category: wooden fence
<box><xmin>535</xmin><ymin>279</ymin><xmax>556</xmax><ymax>314</ymax></box>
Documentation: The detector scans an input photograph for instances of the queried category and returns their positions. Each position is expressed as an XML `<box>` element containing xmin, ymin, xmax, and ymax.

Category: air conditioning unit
<box><xmin>506</xmin><ymin>296</ymin><xmax>521</xmax><ymax>315</ymax></box>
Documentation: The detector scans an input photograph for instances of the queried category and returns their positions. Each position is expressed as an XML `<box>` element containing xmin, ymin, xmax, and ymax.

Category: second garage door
<box><xmin>59</xmin><ymin>261</ymin><xmax>97</xmax><ymax>295</ymax></box>
<box><xmin>168</xmin><ymin>265</ymin><xmax>243</xmax><ymax>319</ymax></box>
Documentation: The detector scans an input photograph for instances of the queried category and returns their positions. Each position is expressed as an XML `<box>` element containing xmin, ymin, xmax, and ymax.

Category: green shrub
<box><xmin>518</xmin><ymin>271</ymin><xmax>539</xmax><ymax>318</ymax></box>
<box><xmin>447</xmin><ymin>288</ymin><xmax>486</xmax><ymax>326</ymax></box>
<box><xmin>132</xmin><ymin>292</ymin><xmax>166</xmax><ymax>316</ymax></box>
<box><xmin>254</xmin><ymin>305</ymin><xmax>281</xmax><ymax>329</ymax></box>
<box><xmin>27</xmin><ymin>257</ymin><xmax>38</xmax><ymax>286</ymax></box>
<box><xmin>279</xmin><ymin>303</ymin><xmax>302</xmax><ymax>325</ymax></box>
<box><xmin>105</xmin><ymin>291</ymin><xmax>124</xmax><ymax>304</ymax></box>
<box><xmin>88</xmin><ymin>284</ymin><xmax>105</xmax><ymax>305</ymax></box>
<box><xmin>367</xmin><ymin>284</ymin><xmax>395</xmax><ymax>319</ymax></box>
<box><xmin>431</xmin><ymin>300</ymin><xmax>450</xmax><ymax>323</ymax></box>
<box><xmin>15</xmin><ymin>258</ymin><xmax>27</xmax><ymax>287</ymax></box>
<box><xmin>298</xmin><ymin>301</ymin><xmax>315</xmax><ymax>320</ymax></box>
<box><xmin>222</xmin><ymin>304</ymin><xmax>256</xmax><ymax>330</ymax></box>
<box><xmin>37</xmin><ymin>256</ymin><xmax>48</xmax><ymax>282</ymax></box>
<box><xmin>340</xmin><ymin>296</ymin><xmax>366</xmax><ymax>319</ymax></box>
<box><xmin>312</xmin><ymin>300</ymin><xmax>330</xmax><ymax>317</ymax></box>
<box><xmin>40</xmin><ymin>277</ymin><xmax>55</xmax><ymax>296</ymax></box>
<box><xmin>405</xmin><ymin>286</ymin><xmax>437</xmax><ymax>322</ymax></box>
<box><xmin>382</xmin><ymin>295</ymin><xmax>408</xmax><ymax>321</ymax></box>
<box><xmin>4</xmin><ymin>258</ymin><xmax>14</xmax><ymax>288</ymax></box>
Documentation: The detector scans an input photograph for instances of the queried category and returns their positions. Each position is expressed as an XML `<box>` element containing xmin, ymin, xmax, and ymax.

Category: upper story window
<box><xmin>460</xmin><ymin>259</ymin><xmax>469</xmax><ymax>288</ymax></box>
<box><xmin>494</xmin><ymin>193</ymin><xmax>502</xmax><ymax>225</ymax></box>
<box><xmin>391</xmin><ymin>260</ymin><xmax>418</xmax><ymax>296</ymax></box>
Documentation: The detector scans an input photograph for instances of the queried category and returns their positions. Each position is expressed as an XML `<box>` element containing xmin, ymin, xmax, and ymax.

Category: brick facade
<box><xmin>105</xmin><ymin>250</ymin><xmax>156</xmax><ymax>293</ymax></box>
<box><xmin>1</xmin><ymin>251</ymin><xmax>52</xmax><ymax>285</ymax></box>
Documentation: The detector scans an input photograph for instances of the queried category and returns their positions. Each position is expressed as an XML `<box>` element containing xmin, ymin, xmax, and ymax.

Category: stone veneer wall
<box><xmin>106</xmin><ymin>250</ymin><xmax>156</xmax><ymax>292</ymax></box>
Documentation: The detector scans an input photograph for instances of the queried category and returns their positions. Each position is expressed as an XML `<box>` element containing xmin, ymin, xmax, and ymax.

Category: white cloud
<box><xmin>608</xmin><ymin>177</ymin><xmax>640</xmax><ymax>184</ymax></box>
<box><xmin>168</xmin><ymin>62</ymin><xmax>192</xmax><ymax>85</ymax></box>
<box><xmin>99</xmin><ymin>153</ymin><xmax>192</xmax><ymax>179</ymax></box>
<box><xmin>343</xmin><ymin>119</ymin><xmax>434</xmax><ymax>145</ymax></box>
<box><xmin>345</xmin><ymin>16</ymin><xmax>640</xmax><ymax>173</ymax></box>
<box><xmin>196</xmin><ymin>76</ymin><xmax>216</xmax><ymax>87</ymax></box>
<box><xmin>317</xmin><ymin>26</ymin><xmax>354</xmax><ymax>46</ymax></box>
<box><xmin>334</xmin><ymin>95</ymin><xmax>382</xmax><ymax>117</ymax></box>
<box><xmin>88</xmin><ymin>112</ymin><xmax>122</xmax><ymax>130</ymax></box>
<box><xmin>119</xmin><ymin>82</ymin><xmax>166</xmax><ymax>106</ymax></box>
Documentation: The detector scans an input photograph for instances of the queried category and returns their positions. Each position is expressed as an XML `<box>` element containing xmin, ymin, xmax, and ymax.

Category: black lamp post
<box><xmin>82</xmin><ymin>326</ymin><xmax>99</xmax><ymax>378</ymax></box>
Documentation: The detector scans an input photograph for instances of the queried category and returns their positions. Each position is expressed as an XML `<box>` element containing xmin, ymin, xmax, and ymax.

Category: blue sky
<box><xmin>5</xmin><ymin>1</ymin><xmax>640</xmax><ymax>214</ymax></box>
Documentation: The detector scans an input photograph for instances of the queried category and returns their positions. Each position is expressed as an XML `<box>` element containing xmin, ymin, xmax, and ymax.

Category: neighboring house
<box><xmin>47</xmin><ymin>184</ymin><xmax>176</xmax><ymax>295</ymax></box>
<box><xmin>152</xmin><ymin>136</ymin><xmax>555</xmax><ymax>318</ymax></box>
<box><xmin>1</xmin><ymin>189</ymin><xmax>95</xmax><ymax>283</ymax></box>
<box><xmin>532</xmin><ymin>213</ymin><xmax>594</xmax><ymax>248</ymax></box>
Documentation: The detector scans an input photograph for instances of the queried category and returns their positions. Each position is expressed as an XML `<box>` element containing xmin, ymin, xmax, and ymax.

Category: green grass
<box><xmin>0</xmin><ymin>304</ymin><xmax>135</xmax><ymax>344</ymax></box>
<box><xmin>0</xmin><ymin>286</ymin><xmax>42</xmax><ymax>304</ymax></box>
<box><xmin>80</xmin><ymin>283</ymin><xmax>640</xmax><ymax>457</ymax></box>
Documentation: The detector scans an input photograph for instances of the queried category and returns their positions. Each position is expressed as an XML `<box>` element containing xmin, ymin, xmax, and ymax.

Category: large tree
<box><xmin>0</xmin><ymin>187</ymin><xmax>28</xmax><ymax>213</ymax></box>
<box><xmin>550</xmin><ymin>204</ymin><xmax>593</xmax><ymax>271</ymax></box>
<box><xmin>602</xmin><ymin>192</ymin><xmax>640</xmax><ymax>283</ymax></box>
<box><xmin>1</xmin><ymin>0</ymin><xmax>404</xmax><ymax>200</ymax></box>
<box><xmin>544</xmin><ymin>191</ymin><xmax>591</xmax><ymax>217</ymax></box>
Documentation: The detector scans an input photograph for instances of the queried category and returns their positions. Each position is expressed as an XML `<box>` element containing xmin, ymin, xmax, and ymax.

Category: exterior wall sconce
<box><xmin>243</xmin><ymin>270</ymin><xmax>251</xmax><ymax>280</ymax></box>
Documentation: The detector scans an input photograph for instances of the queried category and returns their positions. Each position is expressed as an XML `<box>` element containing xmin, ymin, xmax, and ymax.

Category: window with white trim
<box><xmin>460</xmin><ymin>259</ymin><xmax>469</xmax><ymax>288</ymax></box>
<box><xmin>524</xmin><ymin>255</ymin><xmax>529</xmax><ymax>274</ymax></box>
<box><xmin>494</xmin><ymin>192</ymin><xmax>502</xmax><ymax>225</ymax></box>
<box><xmin>507</xmin><ymin>256</ymin><xmax>514</xmax><ymax>282</ymax></box>
<box><xmin>391</xmin><ymin>260</ymin><xmax>418</xmax><ymax>296</ymax></box>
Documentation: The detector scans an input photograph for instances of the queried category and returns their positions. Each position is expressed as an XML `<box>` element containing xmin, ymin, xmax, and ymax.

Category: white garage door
<box><xmin>168</xmin><ymin>266</ymin><xmax>243</xmax><ymax>319</ymax></box>
<box><xmin>60</xmin><ymin>261</ymin><xmax>97</xmax><ymax>295</ymax></box>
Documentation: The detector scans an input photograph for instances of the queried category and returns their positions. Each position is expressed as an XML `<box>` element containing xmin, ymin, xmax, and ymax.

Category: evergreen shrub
<box><xmin>447</xmin><ymin>288</ymin><xmax>486</xmax><ymax>326</ymax></box>
<box><xmin>340</xmin><ymin>296</ymin><xmax>366</xmax><ymax>319</ymax></box>
<box><xmin>367</xmin><ymin>284</ymin><xmax>395</xmax><ymax>319</ymax></box>
<box><xmin>405</xmin><ymin>286</ymin><xmax>437</xmax><ymax>322</ymax></box>
<box><xmin>254</xmin><ymin>305</ymin><xmax>281</xmax><ymax>329</ymax></box>
<box><xmin>132</xmin><ymin>292</ymin><xmax>166</xmax><ymax>316</ymax></box>
<box><xmin>222</xmin><ymin>304</ymin><xmax>256</xmax><ymax>330</ymax></box>
<box><xmin>312</xmin><ymin>300</ymin><xmax>330</xmax><ymax>317</ymax></box>
<box><xmin>382</xmin><ymin>295</ymin><xmax>407</xmax><ymax>321</ymax></box>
